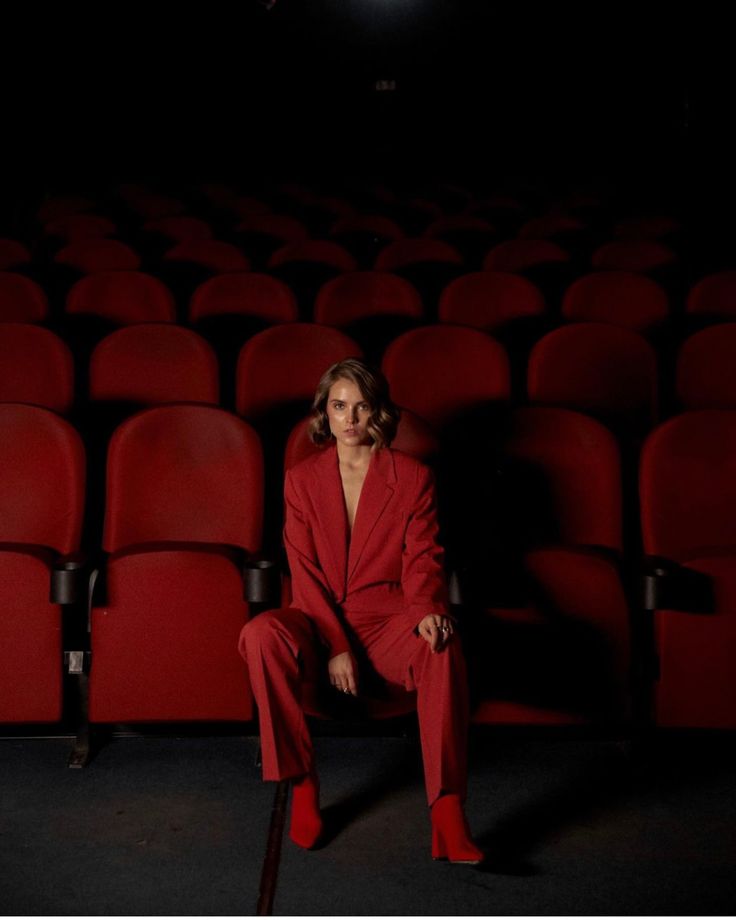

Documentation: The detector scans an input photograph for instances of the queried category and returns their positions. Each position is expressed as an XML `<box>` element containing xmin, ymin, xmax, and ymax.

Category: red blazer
<box><xmin>283</xmin><ymin>443</ymin><xmax>450</xmax><ymax>657</ymax></box>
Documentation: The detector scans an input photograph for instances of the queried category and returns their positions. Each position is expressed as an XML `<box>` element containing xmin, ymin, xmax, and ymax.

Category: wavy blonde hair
<box><xmin>308</xmin><ymin>358</ymin><xmax>400</xmax><ymax>448</ymax></box>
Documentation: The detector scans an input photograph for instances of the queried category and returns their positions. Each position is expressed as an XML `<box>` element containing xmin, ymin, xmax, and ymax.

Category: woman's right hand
<box><xmin>328</xmin><ymin>651</ymin><xmax>358</xmax><ymax>696</ymax></box>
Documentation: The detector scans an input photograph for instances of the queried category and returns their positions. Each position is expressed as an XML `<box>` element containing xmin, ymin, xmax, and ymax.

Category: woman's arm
<box><xmin>283</xmin><ymin>469</ymin><xmax>352</xmax><ymax>658</ymax></box>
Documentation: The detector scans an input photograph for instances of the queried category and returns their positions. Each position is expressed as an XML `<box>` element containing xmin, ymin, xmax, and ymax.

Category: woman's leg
<box><xmin>238</xmin><ymin>607</ymin><xmax>320</xmax><ymax>782</ymax></box>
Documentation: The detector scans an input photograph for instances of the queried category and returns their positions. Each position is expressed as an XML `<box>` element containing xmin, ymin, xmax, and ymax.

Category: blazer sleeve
<box><xmin>401</xmin><ymin>463</ymin><xmax>451</xmax><ymax>632</ymax></box>
<box><xmin>283</xmin><ymin>469</ymin><xmax>352</xmax><ymax>658</ymax></box>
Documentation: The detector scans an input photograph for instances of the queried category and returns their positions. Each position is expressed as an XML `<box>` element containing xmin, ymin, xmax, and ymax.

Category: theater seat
<box><xmin>562</xmin><ymin>271</ymin><xmax>669</xmax><ymax>333</ymax></box>
<box><xmin>0</xmin><ymin>404</ymin><xmax>85</xmax><ymax>722</ymax></box>
<box><xmin>88</xmin><ymin>405</ymin><xmax>263</xmax><ymax>723</ymax></box>
<box><xmin>54</xmin><ymin>239</ymin><xmax>141</xmax><ymax>274</ymax></box>
<box><xmin>0</xmin><ymin>272</ymin><xmax>49</xmax><ymax>323</ymax></box>
<box><xmin>640</xmin><ymin>411</ymin><xmax>736</xmax><ymax>727</ymax></box>
<box><xmin>686</xmin><ymin>272</ymin><xmax>736</xmax><ymax>322</ymax></box>
<box><xmin>676</xmin><ymin>324</ymin><xmax>736</xmax><ymax>409</ymax></box>
<box><xmin>0</xmin><ymin>324</ymin><xmax>74</xmax><ymax>414</ymax></box>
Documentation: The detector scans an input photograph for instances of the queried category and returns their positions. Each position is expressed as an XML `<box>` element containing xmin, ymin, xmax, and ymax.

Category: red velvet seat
<box><xmin>465</xmin><ymin>408</ymin><xmax>630</xmax><ymax>726</ymax></box>
<box><xmin>527</xmin><ymin>323</ymin><xmax>658</xmax><ymax>433</ymax></box>
<box><xmin>686</xmin><ymin>272</ymin><xmax>736</xmax><ymax>321</ymax></box>
<box><xmin>37</xmin><ymin>196</ymin><xmax>95</xmax><ymax>225</ymax></box>
<box><xmin>314</xmin><ymin>270</ymin><xmax>423</xmax><ymax>333</ymax></box>
<box><xmin>676</xmin><ymin>324</ymin><xmax>736</xmax><ymax>409</ymax></box>
<box><xmin>0</xmin><ymin>239</ymin><xmax>31</xmax><ymax>271</ymax></box>
<box><xmin>591</xmin><ymin>241</ymin><xmax>675</xmax><ymax>273</ymax></box>
<box><xmin>613</xmin><ymin>216</ymin><xmax>681</xmax><ymax>240</ymax></box>
<box><xmin>189</xmin><ymin>273</ymin><xmax>297</xmax><ymax>325</ymax></box>
<box><xmin>482</xmin><ymin>239</ymin><xmax>569</xmax><ymax>273</ymax></box>
<box><xmin>0</xmin><ymin>324</ymin><xmax>74</xmax><ymax>414</ymax></box>
<box><xmin>0</xmin><ymin>272</ymin><xmax>49</xmax><ymax>323</ymax></box>
<box><xmin>375</xmin><ymin>238</ymin><xmax>463</xmax><ymax>272</ymax></box>
<box><xmin>54</xmin><ymin>239</ymin><xmax>141</xmax><ymax>274</ymax></box>
<box><xmin>267</xmin><ymin>240</ymin><xmax>357</xmax><ymax>273</ymax></box>
<box><xmin>438</xmin><ymin>271</ymin><xmax>545</xmax><ymax>332</ymax></box>
<box><xmin>142</xmin><ymin>216</ymin><xmax>213</xmax><ymax>244</ymax></box>
<box><xmin>117</xmin><ymin>185</ymin><xmax>186</xmax><ymax>220</ymax></box>
<box><xmin>89</xmin><ymin>325</ymin><xmax>219</xmax><ymax>406</ymax></box>
<box><xmin>381</xmin><ymin>325</ymin><xmax>510</xmax><ymax>430</ymax></box>
<box><xmin>43</xmin><ymin>215</ymin><xmax>117</xmax><ymax>243</ymax></box>
<box><xmin>328</xmin><ymin>215</ymin><xmax>405</xmax><ymax>268</ymax></box>
<box><xmin>640</xmin><ymin>411</ymin><xmax>736</xmax><ymax>727</ymax></box>
<box><xmin>164</xmin><ymin>240</ymin><xmax>251</xmax><ymax>274</ymax></box>
<box><xmin>562</xmin><ymin>271</ymin><xmax>669</xmax><ymax>332</ymax></box>
<box><xmin>517</xmin><ymin>215</ymin><xmax>587</xmax><ymax>240</ymax></box>
<box><xmin>66</xmin><ymin>271</ymin><xmax>176</xmax><ymax>326</ymax></box>
<box><xmin>0</xmin><ymin>404</ymin><xmax>85</xmax><ymax>721</ymax></box>
<box><xmin>88</xmin><ymin>405</ymin><xmax>263</xmax><ymax>722</ymax></box>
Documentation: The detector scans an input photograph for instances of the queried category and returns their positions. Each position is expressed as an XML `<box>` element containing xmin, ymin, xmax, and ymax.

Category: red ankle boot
<box><xmin>289</xmin><ymin>770</ymin><xmax>323</xmax><ymax>849</ymax></box>
<box><xmin>430</xmin><ymin>794</ymin><xmax>484</xmax><ymax>864</ymax></box>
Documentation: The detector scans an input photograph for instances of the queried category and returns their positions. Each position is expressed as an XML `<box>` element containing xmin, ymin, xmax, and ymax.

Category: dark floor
<box><xmin>1</xmin><ymin>730</ymin><xmax>735</xmax><ymax>915</ymax></box>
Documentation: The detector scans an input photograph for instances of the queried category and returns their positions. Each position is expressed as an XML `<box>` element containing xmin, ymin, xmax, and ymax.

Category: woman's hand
<box><xmin>328</xmin><ymin>651</ymin><xmax>358</xmax><ymax>696</ymax></box>
<box><xmin>417</xmin><ymin>614</ymin><xmax>454</xmax><ymax>652</ymax></box>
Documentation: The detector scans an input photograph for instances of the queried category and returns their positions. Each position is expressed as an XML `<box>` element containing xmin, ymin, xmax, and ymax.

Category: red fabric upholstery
<box><xmin>43</xmin><ymin>214</ymin><xmax>116</xmax><ymax>242</ymax></box>
<box><xmin>314</xmin><ymin>271</ymin><xmax>423</xmax><ymax>327</ymax></box>
<box><xmin>687</xmin><ymin>272</ymin><xmax>736</xmax><ymax>319</ymax></box>
<box><xmin>677</xmin><ymin>324</ymin><xmax>736</xmax><ymax>409</ymax></box>
<box><xmin>229</xmin><ymin>195</ymin><xmax>273</xmax><ymax>218</ymax></box>
<box><xmin>189</xmin><ymin>272</ymin><xmax>297</xmax><ymax>324</ymax></box>
<box><xmin>381</xmin><ymin>325</ymin><xmax>510</xmax><ymax>429</ymax></box>
<box><xmin>375</xmin><ymin>238</ymin><xmax>463</xmax><ymax>271</ymax></box>
<box><xmin>527</xmin><ymin>323</ymin><xmax>658</xmax><ymax>431</ymax></box>
<box><xmin>591</xmin><ymin>241</ymin><xmax>675</xmax><ymax>272</ymax></box>
<box><xmin>236</xmin><ymin>324</ymin><xmax>362</xmax><ymax>420</ymax></box>
<box><xmin>613</xmin><ymin>216</ymin><xmax>681</xmax><ymax>240</ymax></box>
<box><xmin>164</xmin><ymin>240</ymin><xmax>251</xmax><ymax>273</ymax></box>
<box><xmin>438</xmin><ymin>271</ymin><xmax>545</xmax><ymax>331</ymax></box>
<box><xmin>142</xmin><ymin>216</ymin><xmax>212</xmax><ymax>243</ymax></box>
<box><xmin>117</xmin><ymin>185</ymin><xmax>186</xmax><ymax>220</ymax></box>
<box><xmin>0</xmin><ymin>239</ymin><xmax>31</xmax><ymax>270</ymax></box>
<box><xmin>0</xmin><ymin>405</ymin><xmax>85</xmax><ymax>722</ymax></box>
<box><xmin>562</xmin><ymin>271</ymin><xmax>669</xmax><ymax>331</ymax></box>
<box><xmin>267</xmin><ymin>240</ymin><xmax>357</xmax><ymax>272</ymax></box>
<box><xmin>89</xmin><ymin>325</ymin><xmax>219</xmax><ymax>405</ymax></box>
<box><xmin>470</xmin><ymin>409</ymin><xmax>628</xmax><ymax>725</ymax></box>
<box><xmin>640</xmin><ymin>411</ymin><xmax>736</xmax><ymax>727</ymax></box>
<box><xmin>330</xmin><ymin>214</ymin><xmax>404</xmax><ymax>241</ymax></box>
<box><xmin>482</xmin><ymin>239</ymin><xmax>569</xmax><ymax>272</ymax></box>
<box><xmin>66</xmin><ymin>271</ymin><xmax>176</xmax><ymax>325</ymax></box>
<box><xmin>0</xmin><ymin>324</ymin><xmax>74</xmax><ymax>414</ymax></box>
<box><xmin>37</xmin><ymin>196</ymin><xmax>94</xmax><ymax>224</ymax></box>
<box><xmin>103</xmin><ymin>406</ymin><xmax>262</xmax><ymax>552</ymax></box>
<box><xmin>517</xmin><ymin>215</ymin><xmax>586</xmax><ymax>239</ymax></box>
<box><xmin>424</xmin><ymin>215</ymin><xmax>496</xmax><ymax>238</ymax></box>
<box><xmin>236</xmin><ymin>215</ymin><xmax>308</xmax><ymax>242</ymax></box>
<box><xmin>90</xmin><ymin>405</ymin><xmax>262</xmax><ymax>723</ymax></box>
<box><xmin>54</xmin><ymin>239</ymin><xmax>141</xmax><ymax>273</ymax></box>
<box><xmin>0</xmin><ymin>272</ymin><xmax>49</xmax><ymax>322</ymax></box>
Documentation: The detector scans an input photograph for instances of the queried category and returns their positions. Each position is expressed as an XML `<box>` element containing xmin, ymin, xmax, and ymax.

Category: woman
<box><xmin>239</xmin><ymin>357</ymin><xmax>483</xmax><ymax>863</ymax></box>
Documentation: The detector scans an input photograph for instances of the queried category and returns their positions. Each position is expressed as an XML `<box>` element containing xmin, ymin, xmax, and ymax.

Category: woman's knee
<box><xmin>239</xmin><ymin>607</ymin><xmax>295</xmax><ymax>659</ymax></box>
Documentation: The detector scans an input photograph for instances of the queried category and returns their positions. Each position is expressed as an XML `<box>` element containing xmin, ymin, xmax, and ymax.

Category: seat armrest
<box><xmin>50</xmin><ymin>552</ymin><xmax>89</xmax><ymax>605</ymax></box>
<box><xmin>642</xmin><ymin>556</ymin><xmax>715</xmax><ymax>614</ymax></box>
<box><xmin>243</xmin><ymin>555</ymin><xmax>280</xmax><ymax>606</ymax></box>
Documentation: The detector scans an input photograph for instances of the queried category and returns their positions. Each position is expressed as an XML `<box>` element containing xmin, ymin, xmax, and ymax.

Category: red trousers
<box><xmin>239</xmin><ymin>607</ymin><xmax>469</xmax><ymax>806</ymax></box>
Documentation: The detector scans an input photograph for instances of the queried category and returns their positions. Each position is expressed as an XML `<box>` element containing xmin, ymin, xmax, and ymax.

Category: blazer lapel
<box><xmin>347</xmin><ymin>447</ymin><xmax>396</xmax><ymax>583</ymax></box>
<box><xmin>311</xmin><ymin>445</ymin><xmax>349</xmax><ymax>598</ymax></box>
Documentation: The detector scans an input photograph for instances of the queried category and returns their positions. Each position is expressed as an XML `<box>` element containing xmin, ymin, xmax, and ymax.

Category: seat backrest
<box><xmin>686</xmin><ymin>272</ymin><xmax>736</xmax><ymax>319</ymax></box>
<box><xmin>267</xmin><ymin>240</ymin><xmax>357</xmax><ymax>272</ymax></box>
<box><xmin>284</xmin><ymin>407</ymin><xmax>439</xmax><ymax>470</ymax></box>
<box><xmin>438</xmin><ymin>271</ymin><xmax>545</xmax><ymax>331</ymax></box>
<box><xmin>90</xmin><ymin>325</ymin><xmax>219</xmax><ymax>405</ymax></box>
<box><xmin>54</xmin><ymin>239</ymin><xmax>141</xmax><ymax>273</ymax></box>
<box><xmin>66</xmin><ymin>271</ymin><xmax>176</xmax><ymax>325</ymax></box>
<box><xmin>0</xmin><ymin>239</ymin><xmax>31</xmax><ymax>271</ymax></box>
<box><xmin>677</xmin><ymin>324</ymin><xmax>736</xmax><ymax>409</ymax></box>
<box><xmin>0</xmin><ymin>324</ymin><xmax>74</xmax><ymax>414</ymax></box>
<box><xmin>330</xmin><ymin>214</ymin><xmax>404</xmax><ymax>241</ymax></box>
<box><xmin>43</xmin><ymin>214</ymin><xmax>117</xmax><ymax>242</ymax></box>
<box><xmin>142</xmin><ymin>216</ymin><xmax>213</xmax><ymax>243</ymax></box>
<box><xmin>0</xmin><ymin>403</ymin><xmax>84</xmax><ymax>552</ymax></box>
<box><xmin>562</xmin><ymin>271</ymin><xmax>669</xmax><ymax>331</ymax></box>
<box><xmin>236</xmin><ymin>324</ymin><xmax>362</xmax><ymax>420</ymax></box>
<box><xmin>236</xmin><ymin>215</ymin><xmax>309</xmax><ymax>242</ymax></box>
<box><xmin>517</xmin><ymin>215</ymin><xmax>586</xmax><ymax>240</ymax></box>
<box><xmin>189</xmin><ymin>272</ymin><xmax>297</xmax><ymax>324</ymax></box>
<box><xmin>381</xmin><ymin>325</ymin><xmax>510</xmax><ymax>429</ymax></box>
<box><xmin>314</xmin><ymin>271</ymin><xmax>423</xmax><ymax>326</ymax></box>
<box><xmin>164</xmin><ymin>241</ymin><xmax>251</xmax><ymax>273</ymax></box>
<box><xmin>591</xmin><ymin>240</ymin><xmax>675</xmax><ymax>273</ymax></box>
<box><xmin>640</xmin><ymin>410</ymin><xmax>736</xmax><ymax>558</ymax></box>
<box><xmin>527</xmin><ymin>323</ymin><xmax>658</xmax><ymax>429</ymax></box>
<box><xmin>482</xmin><ymin>239</ymin><xmax>569</xmax><ymax>273</ymax></box>
<box><xmin>0</xmin><ymin>272</ymin><xmax>49</xmax><ymax>322</ymax></box>
<box><xmin>103</xmin><ymin>405</ymin><xmax>262</xmax><ymax>553</ymax></box>
<box><xmin>500</xmin><ymin>407</ymin><xmax>622</xmax><ymax>551</ymax></box>
<box><xmin>375</xmin><ymin>238</ymin><xmax>463</xmax><ymax>271</ymax></box>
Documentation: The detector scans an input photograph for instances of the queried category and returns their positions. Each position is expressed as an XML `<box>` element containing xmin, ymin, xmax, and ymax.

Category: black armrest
<box><xmin>50</xmin><ymin>552</ymin><xmax>89</xmax><ymax>605</ymax></box>
<box><xmin>243</xmin><ymin>556</ymin><xmax>280</xmax><ymax>606</ymax></box>
<box><xmin>642</xmin><ymin>556</ymin><xmax>716</xmax><ymax>614</ymax></box>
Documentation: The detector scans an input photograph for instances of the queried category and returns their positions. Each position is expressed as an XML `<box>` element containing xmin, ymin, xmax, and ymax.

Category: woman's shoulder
<box><xmin>384</xmin><ymin>446</ymin><xmax>432</xmax><ymax>481</ymax></box>
<box><xmin>286</xmin><ymin>445</ymin><xmax>335</xmax><ymax>483</ymax></box>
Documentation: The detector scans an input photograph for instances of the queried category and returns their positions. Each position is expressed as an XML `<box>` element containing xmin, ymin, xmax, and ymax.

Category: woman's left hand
<box><xmin>417</xmin><ymin>614</ymin><xmax>454</xmax><ymax>652</ymax></box>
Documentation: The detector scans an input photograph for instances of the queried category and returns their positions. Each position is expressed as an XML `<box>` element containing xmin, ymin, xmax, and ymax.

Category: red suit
<box><xmin>239</xmin><ymin>443</ymin><xmax>469</xmax><ymax>806</ymax></box>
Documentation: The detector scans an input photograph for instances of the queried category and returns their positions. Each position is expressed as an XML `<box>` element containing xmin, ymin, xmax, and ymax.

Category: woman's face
<box><xmin>326</xmin><ymin>378</ymin><xmax>373</xmax><ymax>447</ymax></box>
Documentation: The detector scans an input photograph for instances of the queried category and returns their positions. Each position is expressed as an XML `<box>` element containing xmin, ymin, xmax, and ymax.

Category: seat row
<box><xmin>1</xmin><ymin>399</ymin><xmax>735</xmax><ymax>738</ymax></box>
